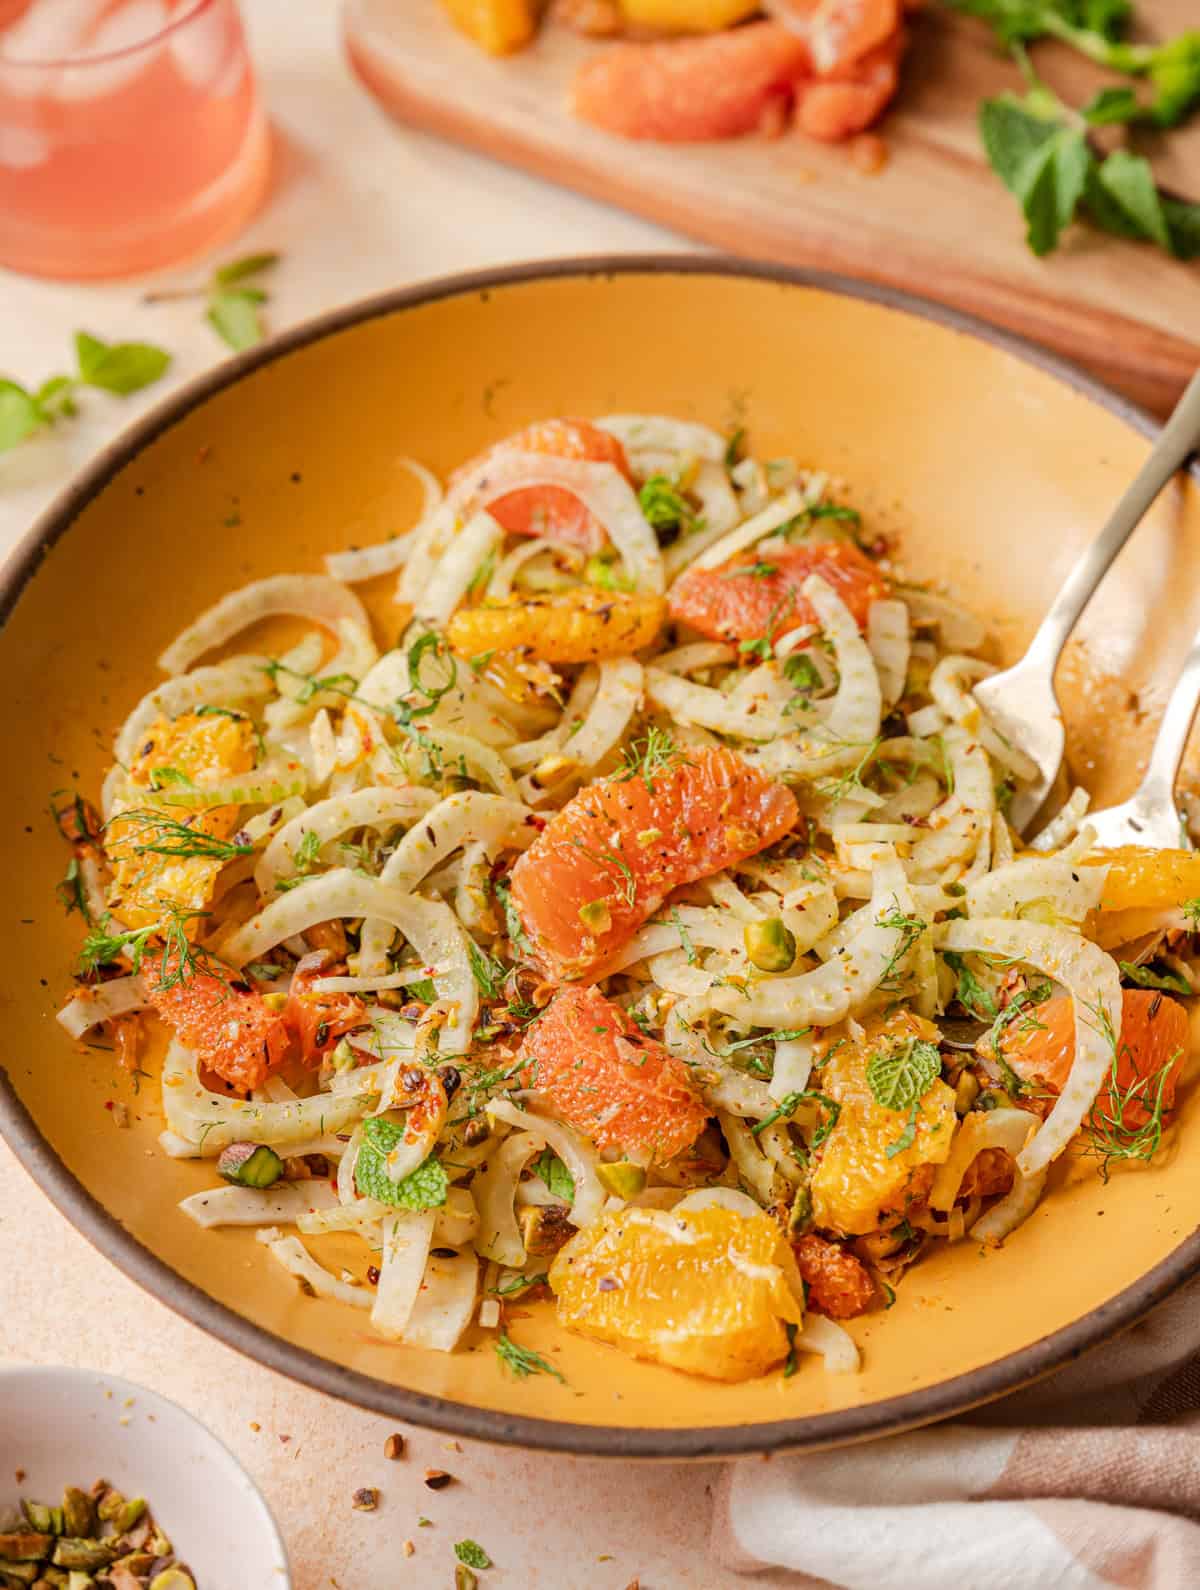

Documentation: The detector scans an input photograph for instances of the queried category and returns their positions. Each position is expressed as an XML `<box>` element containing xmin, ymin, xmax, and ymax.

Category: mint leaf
<box><xmin>885</xmin><ymin>1101</ymin><xmax>921</xmax><ymax>1160</ymax></box>
<box><xmin>354</xmin><ymin>1119</ymin><xmax>448</xmax><ymax>1210</ymax></box>
<box><xmin>979</xmin><ymin>95</ymin><xmax>1058</xmax><ymax>188</ymax></box>
<box><xmin>865</xmin><ymin>1037</ymin><xmax>941</xmax><ymax>1112</ymax></box>
<box><xmin>1117</xmin><ymin>960</ymin><xmax>1191</xmax><ymax>995</ymax></box>
<box><xmin>1014</xmin><ymin>127</ymin><xmax>1089</xmax><ymax>254</ymax></box>
<box><xmin>0</xmin><ymin>379</ymin><xmax>44</xmax><ymax>452</ymax></box>
<box><xmin>75</xmin><ymin>332</ymin><xmax>171</xmax><ymax>395</ymax></box>
<box><xmin>532</xmin><ymin>1149</ymin><xmax>574</xmax><ymax>1202</ymax></box>
<box><xmin>75</xmin><ymin>330</ymin><xmax>171</xmax><ymax>395</ymax></box>
<box><xmin>213</xmin><ymin>251</ymin><xmax>280</xmax><ymax>286</ymax></box>
<box><xmin>73</xmin><ymin>331</ymin><xmax>107</xmax><ymax>383</ymax></box>
<box><xmin>1092</xmin><ymin>149</ymin><xmax>1171</xmax><ymax>248</ymax></box>
<box><xmin>1147</xmin><ymin>31</ymin><xmax>1200</xmax><ymax>127</ymax></box>
<box><xmin>34</xmin><ymin>374</ymin><xmax>77</xmax><ymax>420</ymax></box>
<box><xmin>1081</xmin><ymin>84</ymin><xmax>1142</xmax><ymax>122</ymax></box>
<box><xmin>207</xmin><ymin>290</ymin><xmax>265</xmax><ymax>352</ymax></box>
<box><xmin>1163</xmin><ymin>197</ymin><xmax>1200</xmax><ymax>261</ymax></box>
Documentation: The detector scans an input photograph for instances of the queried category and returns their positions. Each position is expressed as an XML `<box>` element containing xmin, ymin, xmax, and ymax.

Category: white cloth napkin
<box><xmin>711</xmin><ymin>1276</ymin><xmax>1200</xmax><ymax>1588</ymax></box>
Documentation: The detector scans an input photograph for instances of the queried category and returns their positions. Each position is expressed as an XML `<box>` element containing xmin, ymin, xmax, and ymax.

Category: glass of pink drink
<box><xmin>0</xmin><ymin>0</ymin><xmax>271</xmax><ymax>279</ymax></box>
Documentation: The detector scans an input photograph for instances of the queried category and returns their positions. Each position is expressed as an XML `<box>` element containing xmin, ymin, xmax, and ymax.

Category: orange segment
<box><xmin>105</xmin><ymin>711</ymin><xmax>255</xmax><ymax>930</ymax></box>
<box><xmin>549</xmin><ymin>1204</ymin><xmax>804</xmax><ymax>1380</ymax></box>
<box><xmin>1086</xmin><ymin>847</ymin><xmax>1200</xmax><ymax>914</ymax></box>
<box><xmin>519</xmin><ymin>985</ymin><xmax>708</xmax><ymax>1163</ymax></box>
<box><xmin>1001</xmin><ymin>988</ymin><xmax>1189</xmax><ymax>1133</ymax></box>
<box><xmin>809</xmin><ymin>1011</ymin><xmax>957</xmax><ymax>1236</ymax></box>
<box><xmin>668</xmin><ymin>539</ymin><xmax>887</xmax><ymax>646</ymax></box>
<box><xmin>509</xmin><ymin>746</ymin><xmax>798</xmax><ymax>980</ymax></box>
<box><xmin>447</xmin><ymin>587</ymin><xmax>665</xmax><ymax>664</ymax></box>
<box><xmin>144</xmin><ymin>955</ymin><xmax>290</xmax><ymax>1094</ymax></box>
<box><xmin>453</xmin><ymin>418</ymin><xmax>632</xmax><ymax>552</ymax></box>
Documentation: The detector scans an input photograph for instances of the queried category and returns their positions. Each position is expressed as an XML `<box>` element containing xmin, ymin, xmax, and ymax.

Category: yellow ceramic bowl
<box><xmin>4</xmin><ymin>261</ymin><xmax>1200</xmax><ymax>1457</ymax></box>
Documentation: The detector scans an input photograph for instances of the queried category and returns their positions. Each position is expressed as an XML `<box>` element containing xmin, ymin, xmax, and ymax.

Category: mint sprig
<box><xmin>1</xmin><ymin>331</ymin><xmax>170</xmax><ymax>454</ymax></box>
<box><xmin>143</xmin><ymin>251</ymin><xmax>279</xmax><ymax>353</ymax></box>
<box><xmin>354</xmin><ymin>1118</ymin><xmax>448</xmax><ymax>1210</ymax></box>
<box><xmin>947</xmin><ymin>0</ymin><xmax>1200</xmax><ymax>127</ymax></box>
<box><xmin>979</xmin><ymin>92</ymin><xmax>1200</xmax><ymax>258</ymax></box>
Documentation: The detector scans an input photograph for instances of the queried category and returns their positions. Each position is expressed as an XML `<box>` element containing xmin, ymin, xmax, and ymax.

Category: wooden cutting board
<box><xmin>344</xmin><ymin>0</ymin><xmax>1200</xmax><ymax>416</ymax></box>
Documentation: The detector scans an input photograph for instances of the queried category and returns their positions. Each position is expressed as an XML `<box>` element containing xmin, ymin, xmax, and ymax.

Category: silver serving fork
<box><xmin>974</xmin><ymin>369</ymin><xmax>1200</xmax><ymax>836</ymax></box>
<box><xmin>1087</xmin><ymin>628</ymin><xmax>1200</xmax><ymax>850</ymax></box>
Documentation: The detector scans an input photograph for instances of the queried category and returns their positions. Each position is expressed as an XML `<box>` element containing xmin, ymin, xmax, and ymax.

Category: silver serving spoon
<box><xmin>975</xmin><ymin>369</ymin><xmax>1200</xmax><ymax>836</ymax></box>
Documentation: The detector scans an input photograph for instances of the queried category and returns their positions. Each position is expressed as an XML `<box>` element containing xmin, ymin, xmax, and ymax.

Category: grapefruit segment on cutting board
<box><xmin>343</xmin><ymin>0</ymin><xmax>1199</xmax><ymax>415</ymax></box>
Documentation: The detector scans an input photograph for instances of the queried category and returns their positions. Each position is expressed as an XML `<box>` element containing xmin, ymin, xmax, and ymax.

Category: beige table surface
<box><xmin>0</xmin><ymin>2</ymin><xmax>797</xmax><ymax>1586</ymax></box>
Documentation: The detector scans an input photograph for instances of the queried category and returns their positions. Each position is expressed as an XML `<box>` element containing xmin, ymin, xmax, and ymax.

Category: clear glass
<box><xmin>0</xmin><ymin>0</ymin><xmax>272</xmax><ymax>279</ymax></box>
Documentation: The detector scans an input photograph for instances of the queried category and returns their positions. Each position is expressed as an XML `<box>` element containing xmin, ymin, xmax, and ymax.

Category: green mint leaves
<box><xmin>532</xmin><ymin>1149</ymin><xmax>575</xmax><ymax>1202</ymax></box>
<box><xmin>979</xmin><ymin>94</ymin><xmax>1200</xmax><ymax>259</ymax></box>
<box><xmin>353</xmin><ymin>1118</ymin><xmax>448</xmax><ymax>1210</ymax></box>
<box><xmin>949</xmin><ymin>0</ymin><xmax>1200</xmax><ymax>126</ymax></box>
<box><xmin>865</xmin><ymin>1036</ymin><xmax>942</xmax><ymax>1113</ymax></box>
<box><xmin>949</xmin><ymin>0</ymin><xmax>1200</xmax><ymax>259</ymax></box>
<box><xmin>207</xmin><ymin>252</ymin><xmax>279</xmax><ymax>352</ymax></box>
<box><xmin>73</xmin><ymin>332</ymin><xmax>170</xmax><ymax>395</ymax></box>
<box><xmin>1</xmin><ymin>331</ymin><xmax>171</xmax><ymax>455</ymax></box>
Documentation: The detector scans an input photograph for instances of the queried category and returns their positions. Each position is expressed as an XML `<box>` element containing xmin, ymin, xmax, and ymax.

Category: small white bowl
<box><xmin>0</xmin><ymin>1365</ymin><xmax>289</xmax><ymax>1586</ymax></box>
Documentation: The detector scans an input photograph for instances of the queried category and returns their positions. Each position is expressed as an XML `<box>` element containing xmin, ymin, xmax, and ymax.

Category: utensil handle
<box><xmin>1023</xmin><ymin>368</ymin><xmax>1200</xmax><ymax>675</ymax></box>
<box><xmin>1132</xmin><ymin>628</ymin><xmax>1200</xmax><ymax>824</ymax></box>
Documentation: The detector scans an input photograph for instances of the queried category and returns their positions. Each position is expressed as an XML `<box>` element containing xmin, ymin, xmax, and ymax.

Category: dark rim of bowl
<box><xmin>3</xmin><ymin>255</ymin><xmax>1198</xmax><ymax>1459</ymax></box>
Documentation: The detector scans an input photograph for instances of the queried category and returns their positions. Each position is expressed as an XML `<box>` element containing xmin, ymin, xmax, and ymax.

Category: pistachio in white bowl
<box><xmin>0</xmin><ymin>1367</ymin><xmax>289</xmax><ymax>1589</ymax></box>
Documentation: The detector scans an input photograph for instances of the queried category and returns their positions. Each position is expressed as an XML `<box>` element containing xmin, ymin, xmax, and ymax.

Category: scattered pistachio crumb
<box><xmin>384</xmin><ymin>1432</ymin><xmax>406</xmax><ymax>1460</ymax></box>
<box><xmin>423</xmin><ymin>1469</ymin><xmax>452</xmax><ymax>1490</ymax></box>
<box><xmin>250</xmin><ymin>1421</ymin><xmax>261</xmax><ymax>1432</ymax></box>
<box><xmin>403</xmin><ymin>1539</ymin><xmax>414</xmax><ymax>1557</ymax></box>
<box><xmin>352</xmin><ymin>1487</ymin><xmax>379</xmax><ymax>1511</ymax></box>
<box><xmin>418</xmin><ymin>1516</ymin><xmax>433</xmax><ymax>1527</ymax></box>
<box><xmin>455</xmin><ymin>1567</ymin><xmax>478</xmax><ymax>1590</ymax></box>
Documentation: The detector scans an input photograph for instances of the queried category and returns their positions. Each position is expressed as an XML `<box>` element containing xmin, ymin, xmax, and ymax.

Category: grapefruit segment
<box><xmin>794</xmin><ymin>29</ymin><xmax>906</xmax><ymax>142</ymax></box>
<box><xmin>453</xmin><ymin>418</ymin><xmax>632</xmax><ymax>552</ymax></box>
<box><xmin>519</xmin><ymin>984</ymin><xmax>708</xmax><ymax>1162</ymax></box>
<box><xmin>143</xmin><ymin>955</ymin><xmax>290</xmax><ymax>1094</ymax></box>
<box><xmin>573</xmin><ymin>22</ymin><xmax>810</xmax><ymax>142</ymax></box>
<box><xmin>509</xmin><ymin>745</ymin><xmax>798</xmax><ymax>979</ymax></box>
<box><xmin>668</xmin><ymin>539</ymin><xmax>887</xmax><ymax>646</ymax></box>
<box><xmin>285</xmin><ymin>951</ymin><xmax>368</xmax><ymax>1067</ymax></box>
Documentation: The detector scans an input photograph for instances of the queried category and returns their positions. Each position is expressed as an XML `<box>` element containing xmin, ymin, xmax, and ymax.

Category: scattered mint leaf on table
<box><xmin>0</xmin><ymin>332</ymin><xmax>170</xmax><ymax>455</ymax></box>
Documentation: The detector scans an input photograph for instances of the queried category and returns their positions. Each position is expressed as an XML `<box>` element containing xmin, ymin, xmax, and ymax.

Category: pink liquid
<box><xmin>0</xmin><ymin>0</ymin><xmax>270</xmax><ymax>279</ymax></box>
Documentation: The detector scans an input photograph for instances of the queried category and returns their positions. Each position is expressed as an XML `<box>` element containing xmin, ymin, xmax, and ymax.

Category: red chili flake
<box><xmin>367</xmin><ymin>1265</ymin><xmax>381</xmax><ymax>1286</ymax></box>
<box><xmin>598</xmin><ymin>1276</ymin><xmax>619</xmax><ymax>1293</ymax></box>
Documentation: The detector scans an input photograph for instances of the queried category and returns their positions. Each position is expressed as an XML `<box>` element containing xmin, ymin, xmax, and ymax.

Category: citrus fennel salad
<box><xmin>54</xmin><ymin>415</ymin><xmax>1200</xmax><ymax>1384</ymax></box>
